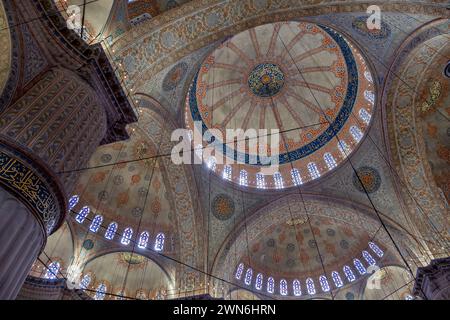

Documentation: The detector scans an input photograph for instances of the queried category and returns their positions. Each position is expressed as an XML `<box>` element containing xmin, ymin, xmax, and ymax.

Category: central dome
<box><xmin>248</xmin><ymin>63</ymin><xmax>285</xmax><ymax>97</ymax></box>
<box><xmin>186</xmin><ymin>21</ymin><xmax>375</xmax><ymax>189</ymax></box>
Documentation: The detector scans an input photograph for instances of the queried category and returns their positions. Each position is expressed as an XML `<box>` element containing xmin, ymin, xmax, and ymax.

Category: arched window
<box><xmin>121</xmin><ymin>227</ymin><xmax>133</xmax><ymax>245</ymax></box>
<box><xmin>364</xmin><ymin>71</ymin><xmax>373</xmax><ymax>83</ymax></box>
<box><xmin>89</xmin><ymin>215</ymin><xmax>103</xmax><ymax>233</ymax></box>
<box><xmin>68</xmin><ymin>195</ymin><xmax>79</xmax><ymax>211</ymax></box>
<box><xmin>195</xmin><ymin>144</ymin><xmax>203</xmax><ymax>162</ymax></box>
<box><xmin>223</xmin><ymin>165</ymin><xmax>232</xmax><ymax>180</ymax></box>
<box><xmin>280</xmin><ymin>279</ymin><xmax>288</xmax><ymax>296</ymax></box>
<box><xmin>343</xmin><ymin>265</ymin><xmax>356</xmax><ymax>282</ymax></box>
<box><xmin>136</xmin><ymin>290</ymin><xmax>147</xmax><ymax>300</ymax></box>
<box><xmin>80</xmin><ymin>274</ymin><xmax>91</xmax><ymax>290</ymax></box>
<box><xmin>350</xmin><ymin>126</ymin><xmax>363</xmax><ymax>142</ymax></box>
<box><xmin>255</xmin><ymin>273</ymin><xmax>263</xmax><ymax>290</ymax></box>
<box><xmin>207</xmin><ymin>157</ymin><xmax>217</xmax><ymax>171</ymax></box>
<box><xmin>306</xmin><ymin>278</ymin><xmax>316</xmax><ymax>295</ymax></box>
<box><xmin>44</xmin><ymin>261</ymin><xmax>60</xmax><ymax>279</ymax></box>
<box><xmin>244</xmin><ymin>268</ymin><xmax>253</xmax><ymax>286</ymax></box>
<box><xmin>331</xmin><ymin>271</ymin><xmax>343</xmax><ymax>288</ymax></box>
<box><xmin>364</xmin><ymin>90</ymin><xmax>375</xmax><ymax>105</ymax></box>
<box><xmin>138</xmin><ymin>231</ymin><xmax>150</xmax><ymax>249</ymax></box>
<box><xmin>293</xmin><ymin>279</ymin><xmax>302</xmax><ymax>296</ymax></box>
<box><xmin>359</xmin><ymin>108</ymin><xmax>371</xmax><ymax>125</ymax></box>
<box><xmin>155</xmin><ymin>233</ymin><xmax>165</xmax><ymax>252</ymax></box>
<box><xmin>362</xmin><ymin>250</ymin><xmax>376</xmax><ymax>266</ymax></box>
<box><xmin>75</xmin><ymin>206</ymin><xmax>90</xmax><ymax>224</ymax></box>
<box><xmin>95</xmin><ymin>283</ymin><xmax>107</xmax><ymax>300</ymax></box>
<box><xmin>319</xmin><ymin>275</ymin><xmax>330</xmax><ymax>292</ymax></box>
<box><xmin>369</xmin><ymin>242</ymin><xmax>384</xmax><ymax>258</ymax></box>
<box><xmin>324</xmin><ymin>153</ymin><xmax>337</xmax><ymax>170</ymax></box>
<box><xmin>239</xmin><ymin>170</ymin><xmax>248</xmax><ymax>186</ymax></box>
<box><xmin>353</xmin><ymin>259</ymin><xmax>366</xmax><ymax>275</ymax></box>
<box><xmin>267</xmin><ymin>277</ymin><xmax>275</xmax><ymax>294</ymax></box>
<box><xmin>338</xmin><ymin>140</ymin><xmax>350</xmax><ymax>158</ymax></box>
<box><xmin>307</xmin><ymin>162</ymin><xmax>321</xmax><ymax>179</ymax></box>
<box><xmin>291</xmin><ymin>168</ymin><xmax>303</xmax><ymax>186</ymax></box>
<box><xmin>235</xmin><ymin>263</ymin><xmax>244</xmax><ymax>280</ymax></box>
<box><xmin>105</xmin><ymin>222</ymin><xmax>118</xmax><ymax>240</ymax></box>
<box><xmin>273</xmin><ymin>172</ymin><xmax>284</xmax><ymax>189</ymax></box>
<box><xmin>256</xmin><ymin>173</ymin><xmax>266</xmax><ymax>189</ymax></box>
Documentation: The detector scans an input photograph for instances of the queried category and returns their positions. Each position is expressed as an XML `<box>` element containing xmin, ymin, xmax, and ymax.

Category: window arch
<box><xmin>223</xmin><ymin>165</ymin><xmax>232</xmax><ymax>180</ymax></box>
<box><xmin>369</xmin><ymin>242</ymin><xmax>384</xmax><ymax>258</ymax></box>
<box><xmin>80</xmin><ymin>274</ymin><xmax>91</xmax><ymax>290</ymax></box>
<box><xmin>255</xmin><ymin>273</ymin><xmax>263</xmax><ymax>290</ymax></box>
<box><xmin>307</xmin><ymin>162</ymin><xmax>321</xmax><ymax>179</ymax></box>
<box><xmin>256</xmin><ymin>173</ymin><xmax>266</xmax><ymax>189</ymax></box>
<box><xmin>239</xmin><ymin>170</ymin><xmax>248</xmax><ymax>186</ymax></box>
<box><xmin>280</xmin><ymin>279</ymin><xmax>288</xmax><ymax>296</ymax></box>
<box><xmin>324</xmin><ymin>153</ymin><xmax>337</xmax><ymax>170</ymax></box>
<box><xmin>291</xmin><ymin>168</ymin><xmax>303</xmax><ymax>186</ymax></box>
<box><xmin>331</xmin><ymin>271</ymin><xmax>343</xmax><ymax>288</ymax></box>
<box><xmin>105</xmin><ymin>222</ymin><xmax>118</xmax><ymax>240</ymax></box>
<box><xmin>353</xmin><ymin>259</ymin><xmax>367</xmax><ymax>275</ymax></box>
<box><xmin>350</xmin><ymin>126</ymin><xmax>363</xmax><ymax>142</ymax></box>
<box><xmin>319</xmin><ymin>275</ymin><xmax>330</xmax><ymax>292</ymax></box>
<box><xmin>364</xmin><ymin>90</ymin><xmax>375</xmax><ymax>105</ymax></box>
<box><xmin>138</xmin><ymin>231</ymin><xmax>150</xmax><ymax>249</ymax></box>
<box><xmin>293</xmin><ymin>279</ymin><xmax>302</xmax><ymax>296</ymax></box>
<box><xmin>244</xmin><ymin>268</ymin><xmax>253</xmax><ymax>286</ymax></box>
<box><xmin>267</xmin><ymin>277</ymin><xmax>275</xmax><ymax>294</ymax></box>
<box><xmin>306</xmin><ymin>278</ymin><xmax>316</xmax><ymax>295</ymax></box>
<box><xmin>68</xmin><ymin>195</ymin><xmax>79</xmax><ymax>210</ymax></box>
<box><xmin>44</xmin><ymin>261</ymin><xmax>60</xmax><ymax>279</ymax></box>
<box><xmin>359</xmin><ymin>108</ymin><xmax>371</xmax><ymax>125</ymax></box>
<box><xmin>362</xmin><ymin>250</ymin><xmax>376</xmax><ymax>266</ymax></box>
<box><xmin>235</xmin><ymin>263</ymin><xmax>244</xmax><ymax>280</ymax></box>
<box><xmin>75</xmin><ymin>206</ymin><xmax>90</xmax><ymax>224</ymax></box>
<box><xmin>343</xmin><ymin>265</ymin><xmax>356</xmax><ymax>282</ymax></box>
<box><xmin>89</xmin><ymin>215</ymin><xmax>103</xmax><ymax>233</ymax></box>
<box><xmin>121</xmin><ymin>227</ymin><xmax>133</xmax><ymax>245</ymax></box>
<box><xmin>338</xmin><ymin>140</ymin><xmax>350</xmax><ymax>158</ymax></box>
<box><xmin>155</xmin><ymin>233</ymin><xmax>165</xmax><ymax>252</ymax></box>
<box><xmin>95</xmin><ymin>283</ymin><xmax>107</xmax><ymax>300</ymax></box>
<box><xmin>273</xmin><ymin>172</ymin><xmax>284</xmax><ymax>189</ymax></box>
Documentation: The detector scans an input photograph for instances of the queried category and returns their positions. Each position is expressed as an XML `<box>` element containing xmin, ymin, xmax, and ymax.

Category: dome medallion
<box><xmin>248</xmin><ymin>63</ymin><xmax>285</xmax><ymax>98</ymax></box>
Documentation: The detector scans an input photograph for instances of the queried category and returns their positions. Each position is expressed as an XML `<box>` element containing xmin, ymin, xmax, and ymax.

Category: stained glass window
<box><xmin>223</xmin><ymin>165</ymin><xmax>232</xmax><ymax>180</ymax></box>
<box><xmin>362</xmin><ymin>250</ymin><xmax>376</xmax><ymax>266</ymax></box>
<box><xmin>121</xmin><ymin>227</ymin><xmax>133</xmax><ymax>245</ymax></box>
<box><xmin>332</xmin><ymin>271</ymin><xmax>343</xmax><ymax>288</ymax></box>
<box><xmin>343</xmin><ymin>265</ymin><xmax>356</xmax><ymax>282</ymax></box>
<box><xmin>45</xmin><ymin>261</ymin><xmax>60</xmax><ymax>279</ymax></box>
<box><xmin>255</xmin><ymin>273</ymin><xmax>263</xmax><ymax>290</ymax></box>
<box><xmin>364</xmin><ymin>71</ymin><xmax>373</xmax><ymax>83</ymax></box>
<box><xmin>195</xmin><ymin>144</ymin><xmax>203</xmax><ymax>162</ymax></box>
<box><xmin>364</xmin><ymin>90</ymin><xmax>375</xmax><ymax>105</ymax></box>
<box><xmin>267</xmin><ymin>277</ymin><xmax>275</xmax><ymax>294</ymax></box>
<box><xmin>95</xmin><ymin>283</ymin><xmax>107</xmax><ymax>300</ymax></box>
<box><xmin>353</xmin><ymin>259</ymin><xmax>367</xmax><ymax>275</ymax></box>
<box><xmin>280</xmin><ymin>279</ymin><xmax>288</xmax><ymax>296</ymax></box>
<box><xmin>75</xmin><ymin>206</ymin><xmax>90</xmax><ymax>224</ymax></box>
<box><xmin>306</xmin><ymin>278</ymin><xmax>316</xmax><ymax>295</ymax></box>
<box><xmin>256</xmin><ymin>173</ymin><xmax>266</xmax><ymax>189</ymax></box>
<box><xmin>308</xmin><ymin>162</ymin><xmax>321</xmax><ymax>179</ymax></box>
<box><xmin>244</xmin><ymin>268</ymin><xmax>253</xmax><ymax>286</ymax></box>
<box><xmin>359</xmin><ymin>108</ymin><xmax>371</xmax><ymax>125</ymax></box>
<box><xmin>235</xmin><ymin>263</ymin><xmax>244</xmax><ymax>280</ymax></box>
<box><xmin>324</xmin><ymin>153</ymin><xmax>337</xmax><ymax>170</ymax></box>
<box><xmin>293</xmin><ymin>279</ymin><xmax>302</xmax><ymax>296</ymax></box>
<box><xmin>68</xmin><ymin>195</ymin><xmax>79</xmax><ymax>211</ymax></box>
<box><xmin>291</xmin><ymin>168</ymin><xmax>303</xmax><ymax>186</ymax></box>
<box><xmin>155</xmin><ymin>233</ymin><xmax>165</xmax><ymax>252</ymax></box>
<box><xmin>350</xmin><ymin>126</ymin><xmax>363</xmax><ymax>142</ymax></box>
<box><xmin>138</xmin><ymin>231</ymin><xmax>150</xmax><ymax>249</ymax></box>
<box><xmin>338</xmin><ymin>140</ymin><xmax>350</xmax><ymax>158</ymax></box>
<box><xmin>319</xmin><ymin>275</ymin><xmax>330</xmax><ymax>292</ymax></box>
<box><xmin>89</xmin><ymin>215</ymin><xmax>103</xmax><ymax>233</ymax></box>
<box><xmin>239</xmin><ymin>170</ymin><xmax>248</xmax><ymax>186</ymax></box>
<box><xmin>207</xmin><ymin>157</ymin><xmax>217</xmax><ymax>171</ymax></box>
<box><xmin>274</xmin><ymin>172</ymin><xmax>284</xmax><ymax>189</ymax></box>
<box><xmin>80</xmin><ymin>274</ymin><xmax>91</xmax><ymax>290</ymax></box>
<box><xmin>105</xmin><ymin>222</ymin><xmax>118</xmax><ymax>240</ymax></box>
<box><xmin>369</xmin><ymin>242</ymin><xmax>384</xmax><ymax>258</ymax></box>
